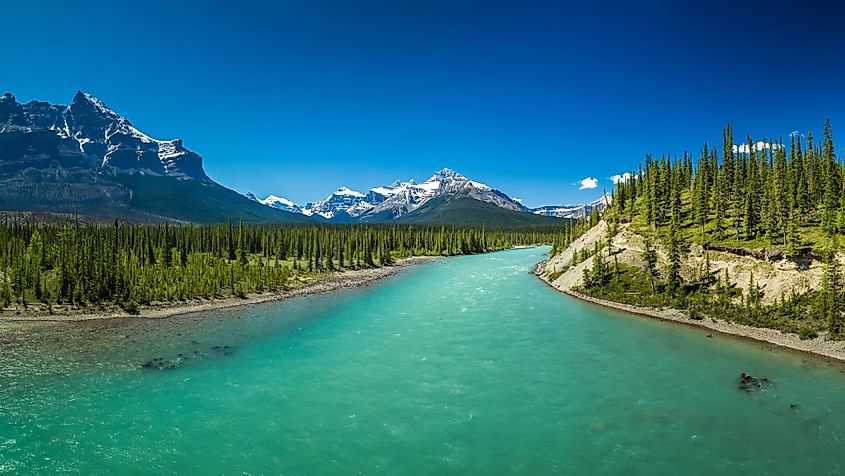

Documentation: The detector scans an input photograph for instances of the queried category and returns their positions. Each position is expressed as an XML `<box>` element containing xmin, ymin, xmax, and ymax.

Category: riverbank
<box><xmin>535</xmin><ymin>263</ymin><xmax>845</xmax><ymax>365</ymax></box>
<box><xmin>0</xmin><ymin>257</ymin><xmax>434</xmax><ymax>323</ymax></box>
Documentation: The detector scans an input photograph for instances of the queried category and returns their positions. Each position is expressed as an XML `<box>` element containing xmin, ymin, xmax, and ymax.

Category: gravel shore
<box><xmin>535</xmin><ymin>266</ymin><xmax>845</xmax><ymax>365</ymax></box>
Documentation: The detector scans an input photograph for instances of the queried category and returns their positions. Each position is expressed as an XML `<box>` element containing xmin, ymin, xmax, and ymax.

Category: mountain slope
<box><xmin>116</xmin><ymin>175</ymin><xmax>312</xmax><ymax>224</ymax></box>
<box><xmin>396</xmin><ymin>193</ymin><xmax>565</xmax><ymax>225</ymax></box>
<box><xmin>0</xmin><ymin>91</ymin><xmax>309</xmax><ymax>223</ymax></box>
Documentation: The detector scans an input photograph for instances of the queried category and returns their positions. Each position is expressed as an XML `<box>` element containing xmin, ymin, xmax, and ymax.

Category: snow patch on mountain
<box><xmin>333</xmin><ymin>186</ymin><xmax>365</xmax><ymax>198</ymax></box>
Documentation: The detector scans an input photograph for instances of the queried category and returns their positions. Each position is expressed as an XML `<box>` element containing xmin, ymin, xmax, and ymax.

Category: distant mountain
<box><xmin>363</xmin><ymin>168</ymin><xmax>527</xmax><ymax>220</ymax></box>
<box><xmin>531</xmin><ymin>194</ymin><xmax>611</xmax><ymax>219</ymax></box>
<box><xmin>246</xmin><ymin>192</ymin><xmax>304</xmax><ymax>215</ymax></box>
<box><xmin>303</xmin><ymin>186</ymin><xmax>373</xmax><ymax>220</ymax></box>
<box><xmin>397</xmin><ymin>193</ymin><xmax>565</xmax><ymax>226</ymax></box>
<box><xmin>0</xmin><ymin>91</ymin><xmax>310</xmax><ymax>223</ymax></box>
<box><xmin>253</xmin><ymin>168</ymin><xmax>565</xmax><ymax>225</ymax></box>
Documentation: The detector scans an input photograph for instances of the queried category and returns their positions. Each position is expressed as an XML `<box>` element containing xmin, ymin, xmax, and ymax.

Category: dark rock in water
<box><xmin>210</xmin><ymin>345</ymin><xmax>234</xmax><ymax>356</ymax></box>
<box><xmin>141</xmin><ymin>341</ymin><xmax>235</xmax><ymax>370</ymax></box>
<box><xmin>706</xmin><ymin>334</ymin><xmax>713</xmax><ymax>338</ymax></box>
<box><xmin>142</xmin><ymin>344</ymin><xmax>235</xmax><ymax>370</ymax></box>
<box><xmin>140</xmin><ymin>356</ymin><xmax>182</xmax><ymax>371</ymax></box>
<box><xmin>738</xmin><ymin>372</ymin><xmax>771</xmax><ymax>392</ymax></box>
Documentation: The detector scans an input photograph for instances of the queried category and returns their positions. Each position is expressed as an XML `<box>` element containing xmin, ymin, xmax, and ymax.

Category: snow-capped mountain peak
<box><xmin>301</xmin><ymin>186</ymin><xmax>372</xmax><ymax>219</ymax></box>
<box><xmin>261</xmin><ymin>195</ymin><xmax>303</xmax><ymax>214</ymax></box>
<box><xmin>0</xmin><ymin>91</ymin><xmax>210</xmax><ymax>181</ymax></box>
<box><xmin>370</xmin><ymin>179</ymin><xmax>416</xmax><ymax>197</ymax></box>
<box><xmin>72</xmin><ymin>91</ymin><xmax>125</xmax><ymax>122</ymax></box>
<box><xmin>245</xmin><ymin>192</ymin><xmax>304</xmax><ymax>214</ymax></box>
<box><xmin>263</xmin><ymin>194</ymin><xmax>297</xmax><ymax>207</ymax></box>
<box><xmin>257</xmin><ymin>168</ymin><xmax>529</xmax><ymax>220</ymax></box>
<box><xmin>422</xmin><ymin>168</ymin><xmax>494</xmax><ymax>193</ymax></box>
<box><xmin>431</xmin><ymin>167</ymin><xmax>459</xmax><ymax>179</ymax></box>
<box><xmin>334</xmin><ymin>186</ymin><xmax>365</xmax><ymax>198</ymax></box>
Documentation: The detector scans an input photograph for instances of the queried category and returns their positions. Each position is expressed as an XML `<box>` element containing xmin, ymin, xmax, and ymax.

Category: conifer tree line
<box><xmin>612</xmin><ymin>120</ymin><xmax>842</xmax><ymax>249</ymax></box>
<box><xmin>569</xmin><ymin>120</ymin><xmax>845</xmax><ymax>337</ymax></box>
<box><xmin>0</xmin><ymin>219</ymin><xmax>562</xmax><ymax>311</ymax></box>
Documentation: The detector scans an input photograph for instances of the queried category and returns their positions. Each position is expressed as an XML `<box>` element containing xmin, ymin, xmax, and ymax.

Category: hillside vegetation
<box><xmin>542</xmin><ymin>121</ymin><xmax>845</xmax><ymax>340</ymax></box>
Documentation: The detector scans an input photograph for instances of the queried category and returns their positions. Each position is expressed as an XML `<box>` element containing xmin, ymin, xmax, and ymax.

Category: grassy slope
<box><xmin>625</xmin><ymin>189</ymin><xmax>827</xmax><ymax>256</ymax></box>
<box><xmin>116</xmin><ymin>175</ymin><xmax>314</xmax><ymax>224</ymax></box>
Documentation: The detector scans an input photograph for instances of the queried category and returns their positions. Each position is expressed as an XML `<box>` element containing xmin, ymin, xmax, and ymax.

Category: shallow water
<box><xmin>1</xmin><ymin>247</ymin><xmax>844</xmax><ymax>475</ymax></box>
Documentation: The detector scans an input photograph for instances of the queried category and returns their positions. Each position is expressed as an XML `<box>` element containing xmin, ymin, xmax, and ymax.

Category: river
<box><xmin>1</xmin><ymin>247</ymin><xmax>843</xmax><ymax>474</ymax></box>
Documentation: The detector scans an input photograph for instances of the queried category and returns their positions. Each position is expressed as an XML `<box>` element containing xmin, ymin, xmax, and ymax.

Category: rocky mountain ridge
<box><xmin>250</xmin><ymin>168</ymin><xmax>600</xmax><ymax>222</ymax></box>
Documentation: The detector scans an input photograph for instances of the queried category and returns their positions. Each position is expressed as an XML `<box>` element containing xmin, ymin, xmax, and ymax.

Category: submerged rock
<box><xmin>140</xmin><ymin>357</ymin><xmax>181</xmax><ymax>370</ymax></box>
<box><xmin>738</xmin><ymin>372</ymin><xmax>771</xmax><ymax>392</ymax></box>
<box><xmin>210</xmin><ymin>345</ymin><xmax>234</xmax><ymax>356</ymax></box>
<box><xmin>140</xmin><ymin>344</ymin><xmax>235</xmax><ymax>370</ymax></box>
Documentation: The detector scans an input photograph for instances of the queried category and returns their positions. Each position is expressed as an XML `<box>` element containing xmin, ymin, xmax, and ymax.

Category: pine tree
<box><xmin>237</xmin><ymin>218</ymin><xmax>248</xmax><ymax>266</ymax></box>
<box><xmin>821</xmin><ymin>119</ymin><xmax>839</xmax><ymax>235</ymax></box>
<box><xmin>642</xmin><ymin>237</ymin><xmax>659</xmax><ymax>292</ymax></box>
<box><xmin>694</xmin><ymin>143</ymin><xmax>710</xmax><ymax>236</ymax></box>
<box><xmin>589</xmin><ymin>241</ymin><xmax>607</xmax><ymax>287</ymax></box>
<box><xmin>666</xmin><ymin>215</ymin><xmax>682</xmax><ymax>293</ymax></box>
<box><xmin>823</xmin><ymin>247</ymin><xmax>843</xmax><ymax>335</ymax></box>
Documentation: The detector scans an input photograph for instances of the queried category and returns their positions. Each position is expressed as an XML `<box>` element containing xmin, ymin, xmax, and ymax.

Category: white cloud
<box><xmin>513</xmin><ymin>197</ymin><xmax>524</xmax><ymax>203</ymax></box>
<box><xmin>609</xmin><ymin>172</ymin><xmax>634</xmax><ymax>184</ymax></box>
<box><xmin>732</xmin><ymin>141</ymin><xmax>783</xmax><ymax>154</ymax></box>
<box><xmin>578</xmin><ymin>177</ymin><xmax>599</xmax><ymax>190</ymax></box>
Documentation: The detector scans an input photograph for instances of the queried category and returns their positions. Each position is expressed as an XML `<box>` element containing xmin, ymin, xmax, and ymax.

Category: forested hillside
<box><xmin>0</xmin><ymin>220</ymin><xmax>559</xmax><ymax>314</ymax></box>
<box><xmin>615</xmin><ymin>120</ymin><xmax>842</xmax><ymax>253</ymax></box>
<box><xmin>546</xmin><ymin>120</ymin><xmax>845</xmax><ymax>339</ymax></box>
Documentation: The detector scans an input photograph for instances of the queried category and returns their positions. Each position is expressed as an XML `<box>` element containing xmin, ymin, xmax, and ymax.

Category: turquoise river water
<box><xmin>1</xmin><ymin>247</ymin><xmax>845</xmax><ymax>475</ymax></box>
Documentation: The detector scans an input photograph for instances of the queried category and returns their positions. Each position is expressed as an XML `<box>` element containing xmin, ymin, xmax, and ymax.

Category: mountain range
<box><xmin>0</xmin><ymin>91</ymin><xmax>603</xmax><ymax>225</ymax></box>
<box><xmin>530</xmin><ymin>194</ymin><xmax>611</xmax><ymax>219</ymax></box>
<box><xmin>248</xmin><ymin>169</ymin><xmax>609</xmax><ymax>223</ymax></box>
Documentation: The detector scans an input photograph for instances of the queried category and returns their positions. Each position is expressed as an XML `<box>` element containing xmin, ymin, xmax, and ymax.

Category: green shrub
<box><xmin>798</xmin><ymin>327</ymin><xmax>818</xmax><ymax>340</ymax></box>
<box><xmin>122</xmin><ymin>300</ymin><xmax>140</xmax><ymax>315</ymax></box>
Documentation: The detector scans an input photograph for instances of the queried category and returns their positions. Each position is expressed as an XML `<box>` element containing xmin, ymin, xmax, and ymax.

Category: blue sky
<box><xmin>3</xmin><ymin>1</ymin><xmax>845</xmax><ymax>207</ymax></box>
